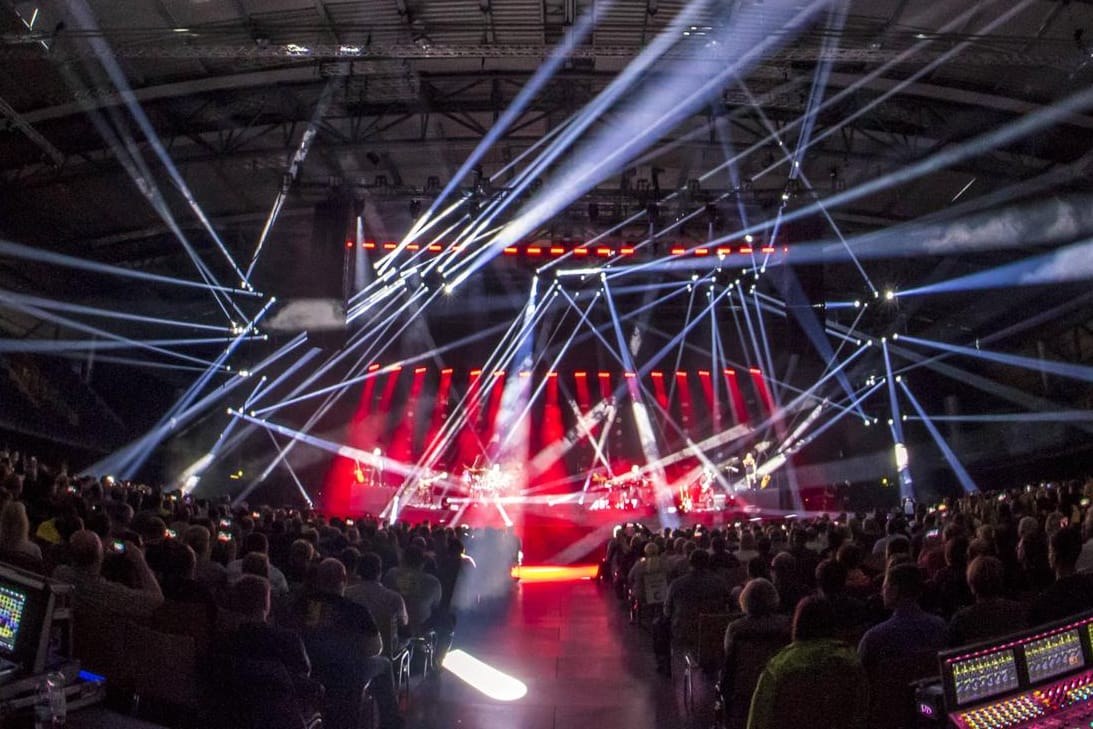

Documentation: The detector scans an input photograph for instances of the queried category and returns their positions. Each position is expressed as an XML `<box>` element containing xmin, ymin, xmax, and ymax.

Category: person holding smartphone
<box><xmin>52</xmin><ymin>530</ymin><xmax>164</xmax><ymax>618</ymax></box>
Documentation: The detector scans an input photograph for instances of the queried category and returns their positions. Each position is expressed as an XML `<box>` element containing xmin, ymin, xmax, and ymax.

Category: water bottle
<box><xmin>33</xmin><ymin>671</ymin><xmax>66</xmax><ymax>728</ymax></box>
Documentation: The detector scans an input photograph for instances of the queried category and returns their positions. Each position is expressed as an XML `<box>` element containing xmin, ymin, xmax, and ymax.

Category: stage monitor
<box><xmin>0</xmin><ymin>582</ymin><xmax>27</xmax><ymax>655</ymax></box>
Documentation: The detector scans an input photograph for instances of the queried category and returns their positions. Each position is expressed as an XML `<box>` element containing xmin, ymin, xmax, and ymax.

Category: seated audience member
<box><xmin>1077</xmin><ymin>510</ymin><xmax>1093</xmax><ymax>574</ymax></box>
<box><xmin>0</xmin><ymin>500</ymin><xmax>43</xmax><ymax>567</ymax></box>
<box><xmin>836</xmin><ymin>543</ymin><xmax>872</xmax><ymax>594</ymax></box>
<box><xmin>710</xmin><ymin>537</ymin><xmax>741</xmax><ymax>580</ymax></box>
<box><xmin>629</xmin><ymin>542</ymin><xmax>670</xmax><ymax>610</ymax></box>
<box><xmin>746</xmin><ymin>596</ymin><xmax>868</xmax><ymax>729</ymax></box>
<box><xmin>1017</xmin><ymin>516</ymin><xmax>1053</xmax><ymax>593</ymax></box>
<box><xmin>436</xmin><ymin>537</ymin><xmax>476</xmax><ymax>613</ymax></box>
<box><xmin>285</xmin><ymin>539</ymin><xmax>316</xmax><ymax>589</ymax></box>
<box><xmin>185</xmin><ymin>525</ymin><xmax>228</xmax><ymax>594</ymax></box>
<box><xmin>293</xmin><ymin>558</ymin><xmax>402</xmax><ymax>729</ymax></box>
<box><xmin>346</xmin><ymin>552</ymin><xmax>409</xmax><ymax>658</ymax></box>
<box><xmin>53</xmin><ymin>530</ymin><xmax>164</xmax><ymax>618</ymax></box>
<box><xmin>1029</xmin><ymin>525</ymin><xmax>1093</xmax><ymax>626</ymax></box>
<box><xmin>930</xmin><ymin>535</ymin><xmax>973</xmax><ymax>617</ymax></box>
<box><xmin>217</xmin><ymin>575</ymin><xmax>319</xmax><ymax>729</ymax></box>
<box><xmin>731</xmin><ymin>556</ymin><xmax>771</xmax><ymax>604</ymax></box>
<box><xmin>659</xmin><ymin>549</ymin><xmax>729</xmax><ymax>671</ymax></box>
<box><xmin>383</xmin><ymin>545</ymin><xmax>443</xmax><ymax>636</ymax></box>
<box><xmin>228</xmin><ymin>532</ymin><xmax>288</xmax><ymax>592</ymax></box>
<box><xmin>787</xmin><ymin>528</ymin><xmax>819</xmax><ymax>589</ymax></box>
<box><xmin>720</xmin><ymin>578</ymin><xmax>791</xmax><ymax>729</ymax></box>
<box><xmin>815</xmin><ymin>559</ymin><xmax>868</xmax><ymax>643</ymax></box>
<box><xmin>948</xmin><ymin>556</ymin><xmax>1026</xmax><ymax>646</ymax></box>
<box><xmin>770</xmin><ymin>552</ymin><xmax>808</xmax><ymax>615</ymax></box>
<box><xmin>858</xmin><ymin>563</ymin><xmax>946</xmax><ymax>673</ymax></box>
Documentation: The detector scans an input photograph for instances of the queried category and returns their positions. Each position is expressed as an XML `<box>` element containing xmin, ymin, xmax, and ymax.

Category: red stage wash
<box><xmin>530</xmin><ymin>373</ymin><xmax>569</xmax><ymax>491</ymax></box>
<box><xmin>675</xmin><ymin>371</ymin><xmax>693</xmax><ymax>435</ymax></box>
<box><xmin>697</xmin><ymin>370</ymin><xmax>719</xmax><ymax>432</ymax></box>
<box><xmin>423</xmin><ymin>369</ymin><xmax>453</xmax><ymax>460</ymax></box>
<box><xmin>388</xmin><ymin>366</ymin><xmax>426</xmax><ymax>467</ymax></box>
<box><xmin>724</xmin><ymin>368</ymin><xmax>748</xmax><ymax>424</ymax></box>
<box><xmin>322</xmin><ymin>367</ymin><xmax>382</xmax><ymax>515</ymax></box>
<box><xmin>749</xmin><ymin>368</ymin><xmax>774</xmax><ymax>417</ymax></box>
<box><xmin>457</xmin><ymin>370</ymin><xmax>485</xmax><ymax>468</ymax></box>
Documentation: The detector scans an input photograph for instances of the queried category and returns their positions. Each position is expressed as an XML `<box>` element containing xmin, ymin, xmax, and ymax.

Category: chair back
<box><xmin>150</xmin><ymin>599</ymin><xmax>214</xmax><ymax>654</ymax></box>
<box><xmin>722</xmin><ymin>631</ymin><xmax>790</xmax><ymax>729</ymax></box>
<box><xmin>208</xmin><ymin>653</ymin><xmax>308</xmax><ymax>729</ymax></box>
<box><xmin>697</xmin><ymin>612</ymin><xmax>736</xmax><ymax>671</ymax></box>
<box><xmin>866</xmin><ymin>651</ymin><xmax>939</xmax><ymax>729</ymax></box>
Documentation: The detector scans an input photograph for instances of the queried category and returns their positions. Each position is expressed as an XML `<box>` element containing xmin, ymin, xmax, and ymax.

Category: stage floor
<box><xmin>403</xmin><ymin>573</ymin><xmax>717</xmax><ymax>729</ymax></box>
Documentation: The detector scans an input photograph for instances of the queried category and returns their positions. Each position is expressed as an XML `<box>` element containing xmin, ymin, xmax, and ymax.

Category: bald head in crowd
<box><xmin>70</xmin><ymin>530</ymin><xmax>104</xmax><ymax>572</ymax></box>
<box><xmin>315</xmin><ymin>557</ymin><xmax>348</xmax><ymax>596</ymax></box>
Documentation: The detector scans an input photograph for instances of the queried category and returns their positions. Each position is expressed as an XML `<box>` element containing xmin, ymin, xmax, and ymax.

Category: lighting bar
<box><xmin>346</xmin><ymin>240</ymin><xmax>785</xmax><ymax>258</ymax></box>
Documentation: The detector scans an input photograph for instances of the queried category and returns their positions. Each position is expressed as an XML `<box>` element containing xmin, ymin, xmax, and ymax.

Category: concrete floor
<box><xmin>405</xmin><ymin>577</ymin><xmax>718</xmax><ymax>729</ymax></box>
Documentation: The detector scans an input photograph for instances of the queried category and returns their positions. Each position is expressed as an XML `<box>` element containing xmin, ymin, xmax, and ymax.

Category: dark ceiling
<box><xmin>0</xmin><ymin>0</ymin><xmax>1091</xmax><ymax>491</ymax></box>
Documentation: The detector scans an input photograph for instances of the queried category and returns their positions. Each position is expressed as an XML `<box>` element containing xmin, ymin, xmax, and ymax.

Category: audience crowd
<box><xmin>605</xmin><ymin>478</ymin><xmax>1093</xmax><ymax>729</ymax></box>
<box><xmin>0</xmin><ymin>448</ymin><xmax>521</xmax><ymax>729</ymax></box>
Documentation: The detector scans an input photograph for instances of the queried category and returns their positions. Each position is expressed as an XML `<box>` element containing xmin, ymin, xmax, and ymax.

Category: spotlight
<box><xmin>884</xmin><ymin>290</ymin><xmax>895</xmax><ymax>301</ymax></box>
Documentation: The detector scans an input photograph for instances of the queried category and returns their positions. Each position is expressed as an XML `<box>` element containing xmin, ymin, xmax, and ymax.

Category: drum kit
<box><xmin>589</xmin><ymin>469</ymin><xmax>651</xmax><ymax>510</ymax></box>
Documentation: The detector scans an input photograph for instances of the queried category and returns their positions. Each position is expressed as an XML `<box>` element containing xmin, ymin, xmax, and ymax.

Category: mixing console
<box><xmin>951</xmin><ymin>669</ymin><xmax>1093</xmax><ymax>729</ymax></box>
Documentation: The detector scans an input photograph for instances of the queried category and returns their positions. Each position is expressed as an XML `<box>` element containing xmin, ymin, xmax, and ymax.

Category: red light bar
<box><xmin>388</xmin><ymin>364</ymin><xmax>402</xmax><ymax>372</ymax></box>
<box><xmin>503</xmin><ymin>247</ymin><xmax>519</xmax><ymax>255</ymax></box>
<box><xmin>574</xmin><ymin>371</ymin><xmax>588</xmax><ymax>378</ymax></box>
<box><xmin>345</xmin><ymin>240</ymin><xmax>354</xmax><ymax>248</ymax></box>
<box><xmin>452</xmin><ymin>245</ymin><xmax>465</xmax><ymax>252</ymax></box>
<box><xmin>716</xmin><ymin>247</ymin><xmax>731</xmax><ymax>256</ymax></box>
<box><xmin>723</xmin><ymin>369</ymin><xmax>736</xmax><ymax>377</ymax></box>
<box><xmin>574</xmin><ymin>248</ymin><xmax>589</xmax><ymax>257</ymax></box>
<box><xmin>675</xmin><ymin>371</ymin><xmax>687</xmax><ymax>378</ymax></box>
<box><xmin>748</xmin><ymin>368</ymin><xmax>762</xmax><ymax>374</ymax></box>
<box><xmin>596</xmin><ymin>247</ymin><xmax>612</xmax><ymax>257</ymax></box>
<box><xmin>670</xmin><ymin>247</ymin><xmax>686</xmax><ymax>256</ymax></box>
<box><xmin>761</xmin><ymin>246</ymin><xmax>775</xmax><ymax>253</ymax></box>
<box><xmin>363</xmin><ymin>241</ymin><xmax>377</xmax><ymax>250</ymax></box>
<box><xmin>598</xmin><ymin>372</ymin><xmax>610</xmax><ymax>378</ymax></box>
<box><xmin>698</xmin><ymin>370</ymin><xmax>710</xmax><ymax>377</ymax></box>
<box><xmin>651</xmin><ymin>371</ymin><xmax>664</xmax><ymax>378</ymax></box>
<box><xmin>527</xmin><ymin>246</ymin><xmax>542</xmax><ymax>256</ymax></box>
<box><xmin>383</xmin><ymin>242</ymin><xmax>397</xmax><ymax>250</ymax></box>
<box><xmin>440</xmin><ymin>368</ymin><xmax>454</xmax><ymax>375</ymax></box>
<box><xmin>621</xmin><ymin>247</ymin><xmax>636</xmax><ymax>256</ymax></box>
<box><xmin>414</xmin><ymin>367</ymin><xmax>427</xmax><ymax>374</ymax></box>
<box><xmin>548</xmin><ymin>371</ymin><xmax>558</xmax><ymax>378</ymax></box>
<box><xmin>624</xmin><ymin>372</ymin><xmax>636</xmax><ymax>378</ymax></box>
<box><xmin>428</xmin><ymin>244</ymin><xmax>442</xmax><ymax>252</ymax></box>
<box><xmin>407</xmin><ymin>244</ymin><xmax>420</xmax><ymax>251</ymax></box>
<box><xmin>550</xmin><ymin>247</ymin><xmax>565</xmax><ymax>256</ymax></box>
<box><xmin>368</xmin><ymin>363</ymin><xmax>381</xmax><ymax>372</ymax></box>
<box><xmin>493</xmin><ymin>371</ymin><xmax>505</xmax><ymax>377</ymax></box>
<box><xmin>695</xmin><ymin>248</ymin><xmax>709</xmax><ymax>256</ymax></box>
<box><xmin>470</xmin><ymin>369</ymin><xmax>482</xmax><ymax>377</ymax></box>
<box><xmin>740</xmin><ymin>246</ymin><xmax>753</xmax><ymax>254</ymax></box>
<box><xmin>518</xmin><ymin>371</ymin><xmax>531</xmax><ymax>378</ymax></box>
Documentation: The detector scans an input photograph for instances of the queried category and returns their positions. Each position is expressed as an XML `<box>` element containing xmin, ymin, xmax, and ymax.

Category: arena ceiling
<box><xmin>0</xmin><ymin>0</ymin><xmax>1091</xmax><ymax>489</ymax></box>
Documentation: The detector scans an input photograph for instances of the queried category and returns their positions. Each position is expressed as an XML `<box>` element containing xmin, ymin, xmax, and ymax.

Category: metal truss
<box><xmin>0</xmin><ymin>38</ymin><xmax>1083</xmax><ymax>68</ymax></box>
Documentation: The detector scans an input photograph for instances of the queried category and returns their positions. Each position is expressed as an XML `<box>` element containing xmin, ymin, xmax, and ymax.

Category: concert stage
<box><xmin>342</xmin><ymin>486</ymin><xmax>840</xmax><ymax>563</ymax></box>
